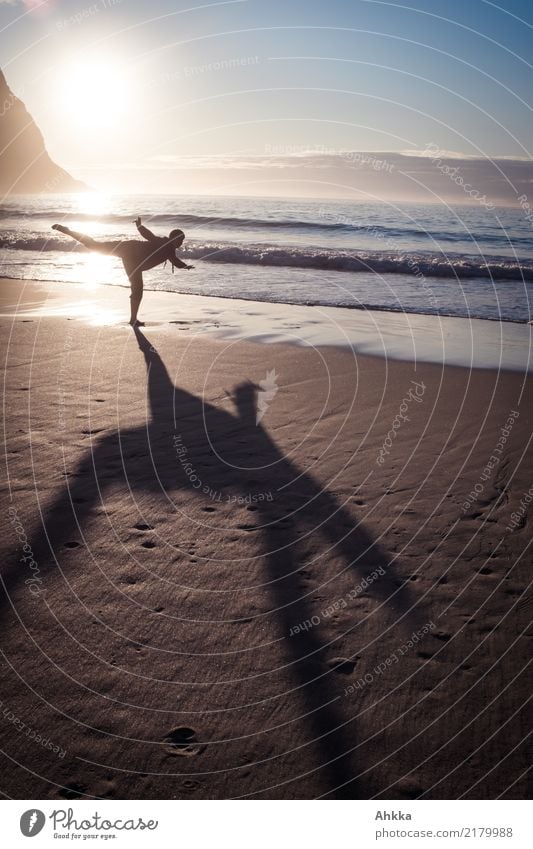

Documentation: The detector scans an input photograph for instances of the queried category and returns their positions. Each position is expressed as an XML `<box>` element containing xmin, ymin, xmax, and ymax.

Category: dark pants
<box><xmin>62</xmin><ymin>229</ymin><xmax>143</xmax><ymax>317</ymax></box>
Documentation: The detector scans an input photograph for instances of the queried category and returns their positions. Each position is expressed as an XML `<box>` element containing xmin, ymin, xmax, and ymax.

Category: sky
<box><xmin>1</xmin><ymin>0</ymin><xmax>533</xmax><ymax>200</ymax></box>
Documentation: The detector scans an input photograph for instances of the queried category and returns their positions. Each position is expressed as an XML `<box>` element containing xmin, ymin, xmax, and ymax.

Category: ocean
<box><xmin>1</xmin><ymin>193</ymin><xmax>532</xmax><ymax>323</ymax></box>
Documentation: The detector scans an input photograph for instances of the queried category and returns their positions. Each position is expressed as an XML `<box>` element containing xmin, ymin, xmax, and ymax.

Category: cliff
<box><xmin>0</xmin><ymin>69</ymin><xmax>86</xmax><ymax>194</ymax></box>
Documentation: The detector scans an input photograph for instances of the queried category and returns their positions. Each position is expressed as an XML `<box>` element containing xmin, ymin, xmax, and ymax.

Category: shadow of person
<box><xmin>3</xmin><ymin>328</ymin><xmax>423</xmax><ymax>798</ymax></box>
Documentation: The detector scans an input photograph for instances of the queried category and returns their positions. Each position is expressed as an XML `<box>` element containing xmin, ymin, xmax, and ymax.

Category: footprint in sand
<box><xmin>122</xmin><ymin>575</ymin><xmax>137</xmax><ymax>585</ymax></box>
<box><xmin>134</xmin><ymin>522</ymin><xmax>154</xmax><ymax>531</ymax></box>
<box><xmin>164</xmin><ymin>727</ymin><xmax>205</xmax><ymax>757</ymax></box>
<box><xmin>180</xmin><ymin>778</ymin><xmax>202</xmax><ymax>792</ymax></box>
<box><xmin>59</xmin><ymin>781</ymin><xmax>89</xmax><ymax>799</ymax></box>
<box><xmin>433</xmin><ymin>631</ymin><xmax>451</xmax><ymax>642</ymax></box>
<box><xmin>395</xmin><ymin>780</ymin><xmax>424</xmax><ymax>799</ymax></box>
<box><xmin>328</xmin><ymin>657</ymin><xmax>357</xmax><ymax>675</ymax></box>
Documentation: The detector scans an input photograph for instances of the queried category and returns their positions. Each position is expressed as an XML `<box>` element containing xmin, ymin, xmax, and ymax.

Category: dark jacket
<box><xmin>134</xmin><ymin>223</ymin><xmax>188</xmax><ymax>272</ymax></box>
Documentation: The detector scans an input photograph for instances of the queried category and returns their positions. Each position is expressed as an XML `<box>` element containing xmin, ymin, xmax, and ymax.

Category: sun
<box><xmin>58</xmin><ymin>57</ymin><xmax>131</xmax><ymax>131</ymax></box>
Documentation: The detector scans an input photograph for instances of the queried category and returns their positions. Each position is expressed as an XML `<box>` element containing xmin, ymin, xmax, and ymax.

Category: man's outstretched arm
<box><xmin>171</xmin><ymin>255</ymin><xmax>194</xmax><ymax>270</ymax></box>
<box><xmin>134</xmin><ymin>216</ymin><xmax>159</xmax><ymax>242</ymax></box>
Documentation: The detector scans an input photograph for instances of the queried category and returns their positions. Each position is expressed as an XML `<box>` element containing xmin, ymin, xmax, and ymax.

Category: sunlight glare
<box><xmin>59</xmin><ymin>58</ymin><xmax>130</xmax><ymax>131</ymax></box>
<box><xmin>74</xmin><ymin>191</ymin><xmax>112</xmax><ymax>217</ymax></box>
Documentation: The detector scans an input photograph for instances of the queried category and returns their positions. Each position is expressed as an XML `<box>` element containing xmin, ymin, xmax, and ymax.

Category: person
<box><xmin>51</xmin><ymin>217</ymin><xmax>194</xmax><ymax>326</ymax></box>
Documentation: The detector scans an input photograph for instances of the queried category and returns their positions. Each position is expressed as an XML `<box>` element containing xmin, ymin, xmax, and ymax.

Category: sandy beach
<box><xmin>1</xmin><ymin>278</ymin><xmax>531</xmax><ymax>800</ymax></box>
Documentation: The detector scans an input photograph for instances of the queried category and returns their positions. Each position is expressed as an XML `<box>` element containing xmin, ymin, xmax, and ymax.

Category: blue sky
<box><xmin>1</xmin><ymin>0</ymin><xmax>532</xmax><ymax>198</ymax></box>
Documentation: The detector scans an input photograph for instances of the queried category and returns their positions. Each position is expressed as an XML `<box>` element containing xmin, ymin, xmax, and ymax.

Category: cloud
<box><xmin>400</xmin><ymin>148</ymin><xmax>533</xmax><ymax>162</ymax></box>
<box><xmin>149</xmin><ymin>154</ymin><xmax>287</xmax><ymax>170</ymax></box>
<box><xmin>141</xmin><ymin>150</ymin><xmax>533</xmax><ymax>205</ymax></box>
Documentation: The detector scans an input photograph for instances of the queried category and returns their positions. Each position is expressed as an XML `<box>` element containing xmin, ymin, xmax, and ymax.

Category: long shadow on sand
<box><xmin>3</xmin><ymin>328</ymin><xmax>423</xmax><ymax>798</ymax></box>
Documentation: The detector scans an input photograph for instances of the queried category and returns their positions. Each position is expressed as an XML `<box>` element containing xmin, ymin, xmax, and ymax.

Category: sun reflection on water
<box><xmin>73</xmin><ymin>191</ymin><xmax>112</xmax><ymax>218</ymax></box>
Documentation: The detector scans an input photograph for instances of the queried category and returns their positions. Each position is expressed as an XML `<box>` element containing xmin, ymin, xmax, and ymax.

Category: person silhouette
<box><xmin>51</xmin><ymin>217</ymin><xmax>194</xmax><ymax>326</ymax></box>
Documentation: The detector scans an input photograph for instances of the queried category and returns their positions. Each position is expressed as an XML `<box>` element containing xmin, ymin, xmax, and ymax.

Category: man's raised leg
<box><xmin>51</xmin><ymin>224</ymin><xmax>121</xmax><ymax>254</ymax></box>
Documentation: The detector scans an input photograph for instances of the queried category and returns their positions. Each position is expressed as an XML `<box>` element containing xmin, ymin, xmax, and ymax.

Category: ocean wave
<box><xmin>184</xmin><ymin>244</ymin><xmax>533</xmax><ymax>280</ymax></box>
<box><xmin>2</xmin><ymin>208</ymin><xmax>532</xmax><ymax>246</ymax></box>
<box><xmin>3</xmin><ymin>236</ymin><xmax>533</xmax><ymax>280</ymax></box>
<box><xmin>0</xmin><ymin>207</ymin><xmax>432</xmax><ymax>236</ymax></box>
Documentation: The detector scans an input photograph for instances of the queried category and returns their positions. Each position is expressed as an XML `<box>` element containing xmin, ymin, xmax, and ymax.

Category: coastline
<box><xmin>2</xmin><ymin>277</ymin><xmax>532</xmax><ymax>372</ymax></box>
<box><xmin>1</xmin><ymin>277</ymin><xmax>532</xmax><ymax>799</ymax></box>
